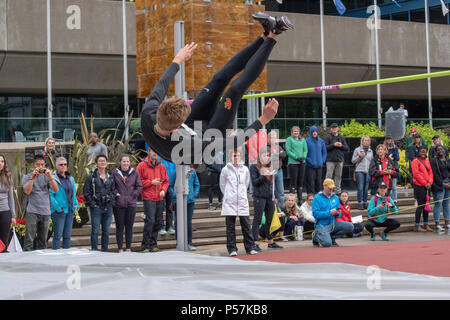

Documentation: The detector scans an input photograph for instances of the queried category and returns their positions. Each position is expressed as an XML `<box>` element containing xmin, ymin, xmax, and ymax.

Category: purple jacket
<box><xmin>112</xmin><ymin>168</ymin><xmax>143</xmax><ymax>208</ymax></box>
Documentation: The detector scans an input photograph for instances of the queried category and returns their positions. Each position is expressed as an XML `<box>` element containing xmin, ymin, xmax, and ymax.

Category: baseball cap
<box><xmin>330</xmin><ymin>123</ymin><xmax>339</xmax><ymax>128</ymax></box>
<box><xmin>410</xmin><ymin>128</ymin><xmax>417</xmax><ymax>134</ymax></box>
<box><xmin>433</xmin><ymin>134</ymin><xmax>440</xmax><ymax>140</ymax></box>
<box><xmin>413</xmin><ymin>133</ymin><xmax>421</xmax><ymax>138</ymax></box>
<box><xmin>323</xmin><ymin>178</ymin><xmax>335</xmax><ymax>188</ymax></box>
<box><xmin>378</xmin><ymin>181</ymin><xmax>388</xmax><ymax>188</ymax></box>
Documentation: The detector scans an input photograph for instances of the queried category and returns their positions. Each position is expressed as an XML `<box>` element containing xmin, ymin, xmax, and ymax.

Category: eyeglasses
<box><xmin>58</xmin><ymin>163</ymin><xmax>67</xmax><ymax>166</ymax></box>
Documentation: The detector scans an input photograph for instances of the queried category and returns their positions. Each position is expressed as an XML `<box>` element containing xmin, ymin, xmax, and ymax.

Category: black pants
<box><xmin>225</xmin><ymin>216</ymin><xmax>254</xmax><ymax>254</ymax></box>
<box><xmin>208</xmin><ymin>171</ymin><xmax>223</xmax><ymax>204</ymax></box>
<box><xmin>0</xmin><ymin>210</ymin><xmax>11</xmax><ymax>251</ymax></box>
<box><xmin>252</xmin><ymin>197</ymin><xmax>275</xmax><ymax>241</ymax></box>
<box><xmin>185</xmin><ymin>36</ymin><xmax>276</xmax><ymax>135</ymax></box>
<box><xmin>142</xmin><ymin>200</ymin><xmax>164</xmax><ymax>250</ymax></box>
<box><xmin>288</xmin><ymin>163</ymin><xmax>306</xmax><ymax>202</ymax></box>
<box><xmin>305</xmin><ymin>166</ymin><xmax>322</xmax><ymax>195</ymax></box>
<box><xmin>114</xmin><ymin>207</ymin><xmax>136</xmax><ymax>250</ymax></box>
<box><xmin>164</xmin><ymin>192</ymin><xmax>174</xmax><ymax>230</ymax></box>
<box><xmin>414</xmin><ymin>185</ymin><xmax>429</xmax><ymax>225</ymax></box>
<box><xmin>365</xmin><ymin>218</ymin><xmax>400</xmax><ymax>235</ymax></box>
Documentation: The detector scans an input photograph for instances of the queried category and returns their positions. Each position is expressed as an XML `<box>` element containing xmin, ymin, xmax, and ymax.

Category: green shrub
<box><xmin>339</xmin><ymin>119</ymin><xmax>385</xmax><ymax>138</ymax></box>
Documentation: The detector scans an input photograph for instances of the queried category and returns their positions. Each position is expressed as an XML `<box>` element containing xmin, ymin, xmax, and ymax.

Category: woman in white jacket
<box><xmin>220</xmin><ymin>148</ymin><xmax>258</xmax><ymax>257</ymax></box>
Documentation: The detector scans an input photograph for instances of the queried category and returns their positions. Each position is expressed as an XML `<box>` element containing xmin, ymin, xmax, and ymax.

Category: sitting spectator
<box><xmin>219</xmin><ymin>148</ymin><xmax>258</xmax><ymax>256</ymax></box>
<box><xmin>0</xmin><ymin>154</ymin><xmax>16</xmax><ymax>252</ymax></box>
<box><xmin>365</xmin><ymin>182</ymin><xmax>400</xmax><ymax>241</ymax></box>
<box><xmin>352</xmin><ymin>135</ymin><xmax>373</xmax><ymax>210</ymax></box>
<box><xmin>312</xmin><ymin>179</ymin><xmax>353</xmax><ymax>247</ymax></box>
<box><xmin>50</xmin><ymin>157</ymin><xmax>79</xmax><ymax>250</ymax></box>
<box><xmin>136</xmin><ymin>148</ymin><xmax>169</xmax><ymax>253</ymax></box>
<box><xmin>169</xmin><ymin>164</ymin><xmax>200</xmax><ymax>251</ymax></box>
<box><xmin>336</xmin><ymin>191</ymin><xmax>363</xmax><ymax>238</ymax></box>
<box><xmin>112</xmin><ymin>154</ymin><xmax>143</xmax><ymax>253</ymax></box>
<box><xmin>430</xmin><ymin>145</ymin><xmax>450</xmax><ymax>232</ymax></box>
<box><xmin>83</xmin><ymin>154</ymin><xmax>116</xmax><ymax>252</ymax></box>
<box><xmin>385</xmin><ymin>135</ymin><xmax>400</xmax><ymax>203</ymax></box>
<box><xmin>22</xmin><ymin>154</ymin><xmax>59</xmax><ymax>251</ymax></box>
<box><xmin>411</xmin><ymin>146</ymin><xmax>434</xmax><ymax>232</ymax></box>
<box><xmin>429</xmin><ymin>135</ymin><xmax>449</xmax><ymax>160</ymax></box>
<box><xmin>250</xmin><ymin>146</ymin><xmax>283</xmax><ymax>252</ymax></box>
<box><xmin>300</xmin><ymin>193</ymin><xmax>315</xmax><ymax>236</ymax></box>
<box><xmin>369</xmin><ymin>144</ymin><xmax>397</xmax><ymax>196</ymax></box>
<box><xmin>282</xmin><ymin>193</ymin><xmax>304</xmax><ymax>240</ymax></box>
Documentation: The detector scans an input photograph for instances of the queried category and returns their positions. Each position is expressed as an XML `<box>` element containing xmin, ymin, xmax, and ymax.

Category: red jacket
<box><xmin>246</xmin><ymin>130</ymin><xmax>268</xmax><ymax>162</ymax></box>
<box><xmin>411</xmin><ymin>157</ymin><xmax>433</xmax><ymax>187</ymax></box>
<box><xmin>136</xmin><ymin>157</ymin><xmax>169</xmax><ymax>201</ymax></box>
<box><xmin>336</xmin><ymin>204</ymin><xmax>352</xmax><ymax>223</ymax></box>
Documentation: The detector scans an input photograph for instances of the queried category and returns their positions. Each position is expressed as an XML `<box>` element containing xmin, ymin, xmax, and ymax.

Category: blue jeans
<box><xmin>391</xmin><ymin>178</ymin><xmax>398</xmax><ymax>202</ymax></box>
<box><xmin>433</xmin><ymin>183</ymin><xmax>450</xmax><ymax>223</ymax></box>
<box><xmin>51</xmin><ymin>211</ymin><xmax>74</xmax><ymax>250</ymax></box>
<box><xmin>90</xmin><ymin>207</ymin><xmax>113</xmax><ymax>252</ymax></box>
<box><xmin>313</xmin><ymin>221</ymin><xmax>354</xmax><ymax>247</ymax></box>
<box><xmin>174</xmin><ymin>202</ymin><xmax>195</xmax><ymax>245</ymax></box>
<box><xmin>356</xmin><ymin>172</ymin><xmax>370</xmax><ymax>204</ymax></box>
<box><xmin>274</xmin><ymin>169</ymin><xmax>285</xmax><ymax>207</ymax></box>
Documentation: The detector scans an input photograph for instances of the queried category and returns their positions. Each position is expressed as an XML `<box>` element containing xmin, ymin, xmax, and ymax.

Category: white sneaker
<box><xmin>167</xmin><ymin>228</ymin><xmax>176</xmax><ymax>234</ymax></box>
<box><xmin>188</xmin><ymin>244</ymin><xmax>197</xmax><ymax>251</ymax></box>
<box><xmin>436</xmin><ymin>225</ymin><xmax>445</xmax><ymax>233</ymax></box>
<box><xmin>159</xmin><ymin>229</ymin><xmax>167</xmax><ymax>235</ymax></box>
<box><xmin>248</xmin><ymin>250</ymin><xmax>258</xmax><ymax>255</ymax></box>
<box><xmin>445</xmin><ymin>224</ymin><xmax>450</xmax><ymax>231</ymax></box>
<box><xmin>229</xmin><ymin>251</ymin><xmax>238</xmax><ymax>257</ymax></box>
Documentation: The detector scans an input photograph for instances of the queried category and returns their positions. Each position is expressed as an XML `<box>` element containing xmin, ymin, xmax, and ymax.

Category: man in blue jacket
<box><xmin>305</xmin><ymin>126</ymin><xmax>327</xmax><ymax>194</ymax></box>
<box><xmin>312</xmin><ymin>179</ymin><xmax>354</xmax><ymax>247</ymax></box>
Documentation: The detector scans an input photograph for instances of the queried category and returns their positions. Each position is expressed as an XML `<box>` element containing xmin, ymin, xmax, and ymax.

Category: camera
<box><xmin>38</xmin><ymin>168</ymin><xmax>46</xmax><ymax>174</ymax></box>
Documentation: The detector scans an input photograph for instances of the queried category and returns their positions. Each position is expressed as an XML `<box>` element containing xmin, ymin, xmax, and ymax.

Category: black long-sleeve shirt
<box><xmin>141</xmin><ymin>63</ymin><xmax>263</xmax><ymax>165</ymax></box>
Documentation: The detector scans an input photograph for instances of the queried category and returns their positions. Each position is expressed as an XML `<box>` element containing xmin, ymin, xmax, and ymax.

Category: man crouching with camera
<box><xmin>22</xmin><ymin>154</ymin><xmax>59</xmax><ymax>251</ymax></box>
<box><xmin>83</xmin><ymin>154</ymin><xmax>116</xmax><ymax>252</ymax></box>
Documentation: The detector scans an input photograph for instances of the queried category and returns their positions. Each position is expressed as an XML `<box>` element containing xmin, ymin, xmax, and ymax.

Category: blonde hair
<box><xmin>45</xmin><ymin>137</ymin><xmax>56</xmax><ymax>150</ymax></box>
<box><xmin>360</xmin><ymin>135</ymin><xmax>371</xmax><ymax>147</ymax></box>
<box><xmin>376</xmin><ymin>144</ymin><xmax>387</xmax><ymax>152</ymax></box>
<box><xmin>283</xmin><ymin>193</ymin><xmax>297</xmax><ymax>210</ymax></box>
<box><xmin>156</xmin><ymin>96</ymin><xmax>191</xmax><ymax>131</ymax></box>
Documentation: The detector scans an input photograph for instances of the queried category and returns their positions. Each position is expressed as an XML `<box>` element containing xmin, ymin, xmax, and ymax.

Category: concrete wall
<box><xmin>266</xmin><ymin>12</ymin><xmax>450</xmax><ymax>99</ymax></box>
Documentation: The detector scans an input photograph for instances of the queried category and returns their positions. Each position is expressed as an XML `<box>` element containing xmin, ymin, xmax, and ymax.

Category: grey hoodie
<box><xmin>352</xmin><ymin>146</ymin><xmax>374</xmax><ymax>174</ymax></box>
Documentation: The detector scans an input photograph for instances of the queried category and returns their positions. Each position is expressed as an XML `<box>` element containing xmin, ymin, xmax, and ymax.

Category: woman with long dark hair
<box><xmin>0</xmin><ymin>155</ymin><xmax>16</xmax><ymax>252</ymax></box>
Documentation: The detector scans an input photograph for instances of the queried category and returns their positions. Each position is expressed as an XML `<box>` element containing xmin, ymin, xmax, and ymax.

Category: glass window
<box><xmin>391</xmin><ymin>11</ymin><xmax>409</xmax><ymax>22</ymax></box>
<box><xmin>410</xmin><ymin>9</ymin><xmax>425</xmax><ymax>23</ymax></box>
<box><xmin>429</xmin><ymin>5</ymin><xmax>448</xmax><ymax>24</ymax></box>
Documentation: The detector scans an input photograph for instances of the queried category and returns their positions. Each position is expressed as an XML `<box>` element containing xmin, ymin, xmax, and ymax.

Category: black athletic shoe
<box><xmin>273</xmin><ymin>15</ymin><xmax>294</xmax><ymax>34</ymax></box>
<box><xmin>332</xmin><ymin>241</ymin><xmax>339</xmax><ymax>247</ymax></box>
<box><xmin>252</xmin><ymin>11</ymin><xmax>276</xmax><ymax>36</ymax></box>
<box><xmin>313</xmin><ymin>240</ymin><xmax>320</xmax><ymax>247</ymax></box>
<box><xmin>268</xmin><ymin>242</ymin><xmax>283</xmax><ymax>249</ymax></box>
<box><xmin>254</xmin><ymin>244</ymin><xmax>263</xmax><ymax>253</ymax></box>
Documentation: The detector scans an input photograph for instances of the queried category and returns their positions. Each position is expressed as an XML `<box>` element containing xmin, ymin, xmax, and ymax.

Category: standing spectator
<box><xmin>429</xmin><ymin>135</ymin><xmax>449</xmax><ymax>160</ymax></box>
<box><xmin>300</xmin><ymin>193</ymin><xmax>315</xmax><ymax>236</ymax></box>
<box><xmin>399</xmin><ymin>103</ymin><xmax>408</xmax><ymax>120</ymax></box>
<box><xmin>408</xmin><ymin>133</ymin><xmax>424</xmax><ymax>168</ymax></box>
<box><xmin>369</xmin><ymin>144</ymin><xmax>397</xmax><ymax>196</ymax></box>
<box><xmin>49</xmin><ymin>157</ymin><xmax>79</xmax><ymax>250</ymax></box>
<box><xmin>207</xmin><ymin>151</ymin><xmax>224</xmax><ymax>211</ymax></box>
<box><xmin>219</xmin><ymin>148</ymin><xmax>258</xmax><ymax>256</ymax></box>
<box><xmin>246</xmin><ymin>130</ymin><xmax>268</xmax><ymax>194</ymax></box>
<box><xmin>112</xmin><ymin>154</ymin><xmax>143</xmax><ymax>253</ymax></box>
<box><xmin>136</xmin><ymin>148</ymin><xmax>169</xmax><ymax>252</ymax></box>
<box><xmin>411</xmin><ymin>146</ymin><xmax>434</xmax><ymax>232</ymax></box>
<box><xmin>169</xmin><ymin>165</ymin><xmax>200</xmax><ymax>251</ymax></box>
<box><xmin>365</xmin><ymin>182</ymin><xmax>400</xmax><ymax>241</ymax></box>
<box><xmin>42</xmin><ymin>137</ymin><xmax>59</xmax><ymax>169</ymax></box>
<box><xmin>305</xmin><ymin>126</ymin><xmax>327</xmax><ymax>195</ymax></box>
<box><xmin>285</xmin><ymin>126</ymin><xmax>308</xmax><ymax>204</ymax></box>
<box><xmin>405</xmin><ymin>128</ymin><xmax>427</xmax><ymax>163</ymax></box>
<box><xmin>385</xmin><ymin>135</ymin><xmax>400</xmax><ymax>203</ymax></box>
<box><xmin>0</xmin><ymin>155</ymin><xmax>16</xmax><ymax>251</ymax></box>
<box><xmin>250</xmin><ymin>146</ymin><xmax>283</xmax><ymax>252</ymax></box>
<box><xmin>430</xmin><ymin>145</ymin><xmax>450</xmax><ymax>232</ymax></box>
<box><xmin>83</xmin><ymin>154</ymin><xmax>116</xmax><ymax>252</ymax></box>
<box><xmin>86</xmin><ymin>132</ymin><xmax>108</xmax><ymax>163</ymax></box>
<box><xmin>268</xmin><ymin>130</ymin><xmax>287</xmax><ymax>206</ymax></box>
<box><xmin>312</xmin><ymin>179</ymin><xmax>353</xmax><ymax>247</ymax></box>
<box><xmin>337</xmin><ymin>191</ymin><xmax>363</xmax><ymax>238</ymax></box>
<box><xmin>324</xmin><ymin>123</ymin><xmax>349</xmax><ymax>194</ymax></box>
<box><xmin>22</xmin><ymin>154</ymin><xmax>59</xmax><ymax>251</ymax></box>
<box><xmin>282</xmin><ymin>193</ymin><xmax>304</xmax><ymax>240</ymax></box>
<box><xmin>158</xmin><ymin>157</ymin><xmax>176</xmax><ymax>234</ymax></box>
<box><xmin>352</xmin><ymin>135</ymin><xmax>374</xmax><ymax>210</ymax></box>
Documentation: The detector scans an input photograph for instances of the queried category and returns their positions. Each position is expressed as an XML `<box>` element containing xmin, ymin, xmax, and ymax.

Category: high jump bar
<box><xmin>242</xmin><ymin>70</ymin><xmax>450</xmax><ymax>99</ymax></box>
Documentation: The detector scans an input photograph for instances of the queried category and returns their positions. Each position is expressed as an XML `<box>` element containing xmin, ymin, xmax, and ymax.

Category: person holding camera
<box><xmin>83</xmin><ymin>154</ymin><xmax>116</xmax><ymax>252</ymax></box>
<box><xmin>22</xmin><ymin>154</ymin><xmax>59</xmax><ymax>251</ymax></box>
<box><xmin>430</xmin><ymin>145</ymin><xmax>450</xmax><ymax>232</ymax></box>
<box><xmin>365</xmin><ymin>182</ymin><xmax>400</xmax><ymax>241</ymax></box>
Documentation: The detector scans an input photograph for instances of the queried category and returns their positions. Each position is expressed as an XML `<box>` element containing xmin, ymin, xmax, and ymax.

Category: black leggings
<box><xmin>252</xmin><ymin>197</ymin><xmax>275</xmax><ymax>241</ymax></box>
<box><xmin>0</xmin><ymin>210</ymin><xmax>11</xmax><ymax>251</ymax></box>
<box><xmin>114</xmin><ymin>207</ymin><xmax>136</xmax><ymax>250</ymax></box>
<box><xmin>414</xmin><ymin>185</ymin><xmax>429</xmax><ymax>225</ymax></box>
<box><xmin>186</xmin><ymin>36</ymin><xmax>276</xmax><ymax>134</ymax></box>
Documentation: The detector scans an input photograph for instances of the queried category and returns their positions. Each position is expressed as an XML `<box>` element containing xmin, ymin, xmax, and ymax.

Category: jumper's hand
<box><xmin>259</xmin><ymin>98</ymin><xmax>279</xmax><ymax>126</ymax></box>
<box><xmin>173</xmin><ymin>42</ymin><xmax>197</xmax><ymax>65</ymax></box>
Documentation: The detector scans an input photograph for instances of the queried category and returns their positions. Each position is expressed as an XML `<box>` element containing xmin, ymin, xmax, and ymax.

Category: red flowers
<box><xmin>76</xmin><ymin>195</ymin><xmax>85</xmax><ymax>203</ymax></box>
<box><xmin>16</xmin><ymin>219</ymin><xmax>26</xmax><ymax>225</ymax></box>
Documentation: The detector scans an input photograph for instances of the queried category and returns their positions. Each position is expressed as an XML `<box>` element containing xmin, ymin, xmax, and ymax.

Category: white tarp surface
<box><xmin>1</xmin><ymin>249</ymin><xmax>450</xmax><ymax>300</ymax></box>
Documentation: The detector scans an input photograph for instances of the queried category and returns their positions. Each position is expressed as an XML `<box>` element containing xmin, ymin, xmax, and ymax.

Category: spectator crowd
<box><xmin>0</xmin><ymin>123</ymin><xmax>449</xmax><ymax>256</ymax></box>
